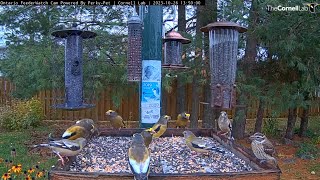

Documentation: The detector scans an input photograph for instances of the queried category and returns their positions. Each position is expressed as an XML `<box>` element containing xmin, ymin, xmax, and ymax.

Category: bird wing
<box><xmin>263</xmin><ymin>139</ymin><xmax>276</xmax><ymax>156</ymax></box>
<box><xmin>49</xmin><ymin>140</ymin><xmax>80</xmax><ymax>151</ymax></box>
<box><xmin>128</xmin><ymin>147</ymin><xmax>150</xmax><ymax>174</ymax></box>
<box><xmin>190</xmin><ymin>138</ymin><xmax>208</xmax><ymax>149</ymax></box>
<box><xmin>152</xmin><ymin>123</ymin><xmax>161</xmax><ymax>133</ymax></box>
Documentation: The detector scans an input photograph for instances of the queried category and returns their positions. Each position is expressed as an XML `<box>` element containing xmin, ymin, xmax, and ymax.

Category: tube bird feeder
<box><xmin>162</xmin><ymin>30</ymin><xmax>191</xmax><ymax>70</ymax></box>
<box><xmin>201</xmin><ymin>21</ymin><xmax>247</xmax><ymax>109</ymax></box>
<box><xmin>51</xmin><ymin>26</ymin><xmax>97</xmax><ymax>110</ymax></box>
<box><xmin>127</xmin><ymin>11</ymin><xmax>143</xmax><ymax>81</ymax></box>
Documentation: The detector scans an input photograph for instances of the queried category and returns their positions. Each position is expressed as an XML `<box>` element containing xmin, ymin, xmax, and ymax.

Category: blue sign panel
<box><xmin>140</xmin><ymin>60</ymin><xmax>161</xmax><ymax>124</ymax></box>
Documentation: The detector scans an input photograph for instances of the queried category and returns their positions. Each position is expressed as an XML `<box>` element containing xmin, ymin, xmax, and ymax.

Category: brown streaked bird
<box><xmin>62</xmin><ymin>119</ymin><xmax>99</xmax><ymax>140</ymax></box>
<box><xmin>249</xmin><ymin>132</ymin><xmax>277</xmax><ymax>166</ymax></box>
<box><xmin>105</xmin><ymin>110</ymin><xmax>126</xmax><ymax>129</ymax></box>
<box><xmin>175</xmin><ymin>112</ymin><xmax>190</xmax><ymax>128</ymax></box>
<box><xmin>217</xmin><ymin>111</ymin><xmax>234</xmax><ymax>140</ymax></box>
<box><xmin>182</xmin><ymin>130</ymin><xmax>225</xmax><ymax>154</ymax></box>
<box><xmin>150</xmin><ymin>115</ymin><xmax>171</xmax><ymax>138</ymax></box>
<box><xmin>140</xmin><ymin>128</ymin><xmax>153</xmax><ymax>147</ymax></box>
<box><xmin>33</xmin><ymin>138</ymin><xmax>87</xmax><ymax>166</ymax></box>
<box><xmin>128</xmin><ymin>133</ymin><xmax>150</xmax><ymax>180</ymax></box>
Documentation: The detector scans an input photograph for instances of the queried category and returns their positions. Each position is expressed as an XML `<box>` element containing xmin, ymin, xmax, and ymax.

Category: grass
<box><xmin>0</xmin><ymin>127</ymin><xmax>56</xmax><ymax>179</ymax></box>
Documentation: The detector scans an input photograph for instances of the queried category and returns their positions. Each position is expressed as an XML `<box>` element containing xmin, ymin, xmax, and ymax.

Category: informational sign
<box><xmin>140</xmin><ymin>60</ymin><xmax>161</xmax><ymax>124</ymax></box>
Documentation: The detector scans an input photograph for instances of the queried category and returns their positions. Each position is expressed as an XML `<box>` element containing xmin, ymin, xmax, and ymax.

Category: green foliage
<box><xmin>296</xmin><ymin>142</ymin><xmax>319</xmax><ymax>160</ymax></box>
<box><xmin>0</xmin><ymin>6</ymin><xmax>129</xmax><ymax>102</ymax></box>
<box><xmin>0</xmin><ymin>128</ymin><xmax>56</xmax><ymax>178</ymax></box>
<box><xmin>262</xmin><ymin>117</ymin><xmax>280</xmax><ymax>137</ymax></box>
<box><xmin>0</xmin><ymin>98</ymin><xmax>44</xmax><ymax>130</ymax></box>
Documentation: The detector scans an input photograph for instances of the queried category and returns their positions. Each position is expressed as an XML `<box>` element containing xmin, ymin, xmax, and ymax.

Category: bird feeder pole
<box><xmin>139</xmin><ymin>6</ymin><xmax>163</xmax><ymax>128</ymax></box>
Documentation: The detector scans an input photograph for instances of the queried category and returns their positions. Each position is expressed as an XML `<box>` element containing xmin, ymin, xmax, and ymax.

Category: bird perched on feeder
<box><xmin>33</xmin><ymin>138</ymin><xmax>87</xmax><ymax>166</ymax></box>
<box><xmin>62</xmin><ymin>119</ymin><xmax>99</xmax><ymax>140</ymax></box>
<box><xmin>128</xmin><ymin>133</ymin><xmax>150</xmax><ymax>180</ymax></box>
<box><xmin>105</xmin><ymin>110</ymin><xmax>126</xmax><ymax>129</ymax></box>
<box><xmin>150</xmin><ymin>115</ymin><xmax>171</xmax><ymax>138</ymax></box>
<box><xmin>140</xmin><ymin>128</ymin><xmax>153</xmax><ymax>147</ymax></box>
<box><xmin>183</xmin><ymin>130</ymin><xmax>225</xmax><ymax>154</ymax></box>
<box><xmin>217</xmin><ymin>111</ymin><xmax>234</xmax><ymax>141</ymax></box>
<box><xmin>249</xmin><ymin>132</ymin><xmax>277</xmax><ymax>167</ymax></box>
<box><xmin>175</xmin><ymin>112</ymin><xmax>190</xmax><ymax>128</ymax></box>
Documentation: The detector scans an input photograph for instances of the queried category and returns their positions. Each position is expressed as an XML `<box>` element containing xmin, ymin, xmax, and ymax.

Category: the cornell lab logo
<box><xmin>267</xmin><ymin>3</ymin><xmax>319</xmax><ymax>13</ymax></box>
<box><xmin>304</xmin><ymin>3</ymin><xmax>319</xmax><ymax>13</ymax></box>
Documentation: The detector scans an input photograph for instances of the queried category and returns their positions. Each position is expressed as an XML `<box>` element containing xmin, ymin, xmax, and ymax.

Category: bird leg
<box><xmin>56</xmin><ymin>153</ymin><xmax>65</xmax><ymax>166</ymax></box>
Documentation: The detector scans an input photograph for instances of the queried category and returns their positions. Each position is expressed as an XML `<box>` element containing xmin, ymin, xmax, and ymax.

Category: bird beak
<box><xmin>186</xmin><ymin>114</ymin><xmax>190</xmax><ymax>119</ymax></box>
<box><xmin>147</xmin><ymin>128</ymin><xmax>156</xmax><ymax>134</ymax></box>
<box><xmin>62</xmin><ymin>131</ymin><xmax>72</xmax><ymax>139</ymax></box>
<box><xmin>249</xmin><ymin>135</ymin><xmax>255</xmax><ymax>140</ymax></box>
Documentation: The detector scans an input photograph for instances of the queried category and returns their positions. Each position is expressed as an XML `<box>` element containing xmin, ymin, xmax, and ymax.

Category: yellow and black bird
<box><xmin>175</xmin><ymin>112</ymin><xmax>190</xmax><ymax>128</ymax></box>
<box><xmin>128</xmin><ymin>133</ymin><xmax>150</xmax><ymax>180</ymax></box>
<box><xmin>217</xmin><ymin>111</ymin><xmax>234</xmax><ymax>140</ymax></box>
<box><xmin>62</xmin><ymin>119</ymin><xmax>99</xmax><ymax>140</ymax></box>
<box><xmin>140</xmin><ymin>128</ymin><xmax>153</xmax><ymax>147</ymax></box>
<box><xmin>33</xmin><ymin>138</ymin><xmax>87</xmax><ymax>166</ymax></box>
<box><xmin>105</xmin><ymin>110</ymin><xmax>126</xmax><ymax>129</ymax></box>
<box><xmin>150</xmin><ymin>115</ymin><xmax>171</xmax><ymax>138</ymax></box>
<box><xmin>183</xmin><ymin>130</ymin><xmax>225</xmax><ymax>154</ymax></box>
<box><xmin>249</xmin><ymin>132</ymin><xmax>277</xmax><ymax>166</ymax></box>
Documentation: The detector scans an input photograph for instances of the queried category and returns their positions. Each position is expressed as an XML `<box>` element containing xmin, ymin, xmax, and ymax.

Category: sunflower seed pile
<box><xmin>69</xmin><ymin>136</ymin><xmax>253</xmax><ymax>174</ymax></box>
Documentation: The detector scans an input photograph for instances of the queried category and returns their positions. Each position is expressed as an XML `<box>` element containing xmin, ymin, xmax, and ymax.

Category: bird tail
<box><xmin>207</xmin><ymin>146</ymin><xmax>225</xmax><ymax>154</ymax></box>
<box><xmin>134</xmin><ymin>173</ymin><xmax>148</xmax><ymax>180</ymax></box>
<box><xmin>33</xmin><ymin>144</ymin><xmax>50</xmax><ymax>148</ymax></box>
<box><xmin>229</xmin><ymin>133</ymin><xmax>235</xmax><ymax>141</ymax></box>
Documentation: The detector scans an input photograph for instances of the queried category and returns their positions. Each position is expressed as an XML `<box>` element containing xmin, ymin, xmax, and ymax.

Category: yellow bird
<box><xmin>33</xmin><ymin>138</ymin><xmax>86</xmax><ymax>166</ymax></box>
<box><xmin>150</xmin><ymin>115</ymin><xmax>171</xmax><ymax>138</ymax></box>
<box><xmin>62</xmin><ymin>119</ymin><xmax>99</xmax><ymax>140</ymax></box>
<box><xmin>175</xmin><ymin>112</ymin><xmax>190</xmax><ymax>128</ymax></box>
<box><xmin>183</xmin><ymin>130</ymin><xmax>225</xmax><ymax>154</ymax></box>
<box><xmin>140</xmin><ymin>128</ymin><xmax>153</xmax><ymax>147</ymax></box>
<box><xmin>128</xmin><ymin>133</ymin><xmax>150</xmax><ymax>180</ymax></box>
<box><xmin>105</xmin><ymin>110</ymin><xmax>126</xmax><ymax>129</ymax></box>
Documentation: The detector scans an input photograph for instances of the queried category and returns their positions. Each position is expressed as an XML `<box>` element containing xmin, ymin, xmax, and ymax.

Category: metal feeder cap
<box><xmin>51</xmin><ymin>29</ymin><xmax>97</xmax><ymax>39</ymax></box>
<box><xmin>163</xmin><ymin>30</ymin><xmax>191</xmax><ymax>44</ymax></box>
<box><xmin>128</xmin><ymin>14</ymin><xmax>142</xmax><ymax>24</ymax></box>
<box><xmin>200</xmin><ymin>21</ymin><xmax>247</xmax><ymax>33</ymax></box>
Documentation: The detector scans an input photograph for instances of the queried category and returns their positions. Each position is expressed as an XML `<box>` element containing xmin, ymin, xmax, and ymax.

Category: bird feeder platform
<box><xmin>49</xmin><ymin>129</ymin><xmax>281</xmax><ymax>180</ymax></box>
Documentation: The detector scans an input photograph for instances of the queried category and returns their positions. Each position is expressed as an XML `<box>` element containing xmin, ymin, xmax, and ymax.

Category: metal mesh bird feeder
<box><xmin>200</xmin><ymin>21</ymin><xmax>247</xmax><ymax>109</ymax></box>
<box><xmin>51</xmin><ymin>25</ymin><xmax>97</xmax><ymax>110</ymax></box>
<box><xmin>162</xmin><ymin>30</ymin><xmax>191</xmax><ymax>70</ymax></box>
<box><xmin>127</xmin><ymin>11</ymin><xmax>143</xmax><ymax>81</ymax></box>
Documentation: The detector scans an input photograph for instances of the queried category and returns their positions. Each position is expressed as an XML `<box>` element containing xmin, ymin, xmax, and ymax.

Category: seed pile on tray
<box><xmin>69</xmin><ymin>136</ymin><xmax>253</xmax><ymax>174</ymax></box>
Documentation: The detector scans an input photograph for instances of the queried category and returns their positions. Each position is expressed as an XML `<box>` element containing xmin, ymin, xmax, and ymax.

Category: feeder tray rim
<box><xmin>200</xmin><ymin>21</ymin><xmax>247</xmax><ymax>33</ymax></box>
<box><xmin>163</xmin><ymin>30</ymin><xmax>191</xmax><ymax>44</ymax></box>
<box><xmin>128</xmin><ymin>14</ymin><xmax>143</xmax><ymax>24</ymax></box>
<box><xmin>49</xmin><ymin>128</ymin><xmax>282</xmax><ymax>179</ymax></box>
<box><xmin>51</xmin><ymin>29</ymin><xmax>97</xmax><ymax>39</ymax></box>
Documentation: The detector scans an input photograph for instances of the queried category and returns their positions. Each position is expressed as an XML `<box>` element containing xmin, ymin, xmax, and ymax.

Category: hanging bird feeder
<box><xmin>201</xmin><ymin>21</ymin><xmax>247</xmax><ymax>109</ymax></box>
<box><xmin>51</xmin><ymin>25</ymin><xmax>97</xmax><ymax>110</ymax></box>
<box><xmin>162</xmin><ymin>30</ymin><xmax>191</xmax><ymax>70</ymax></box>
<box><xmin>127</xmin><ymin>11</ymin><xmax>143</xmax><ymax>82</ymax></box>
